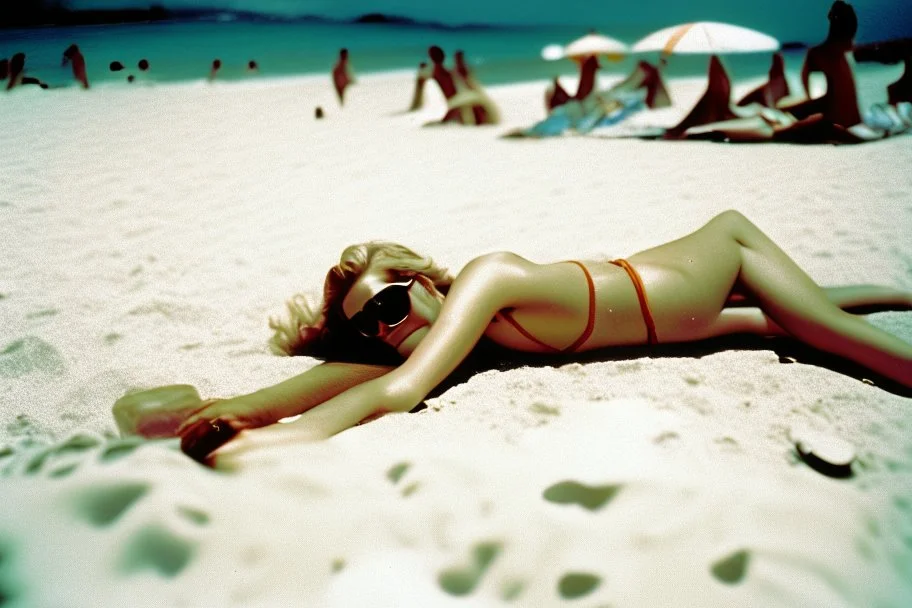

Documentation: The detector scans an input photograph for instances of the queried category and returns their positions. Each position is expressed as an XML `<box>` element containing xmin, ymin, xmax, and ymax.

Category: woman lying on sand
<box><xmin>165</xmin><ymin>210</ymin><xmax>912</xmax><ymax>467</ymax></box>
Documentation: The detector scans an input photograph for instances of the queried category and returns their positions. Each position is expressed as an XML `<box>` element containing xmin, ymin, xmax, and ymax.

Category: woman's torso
<box><xmin>481</xmin><ymin>257</ymin><xmax>657</xmax><ymax>352</ymax></box>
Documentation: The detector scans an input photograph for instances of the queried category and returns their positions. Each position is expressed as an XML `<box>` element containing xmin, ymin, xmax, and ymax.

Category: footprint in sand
<box><xmin>557</xmin><ymin>572</ymin><xmax>602</xmax><ymax>599</ymax></box>
<box><xmin>710</xmin><ymin>549</ymin><xmax>750</xmax><ymax>584</ymax></box>
<box><xmin>0</xmin><ymin>540</ymin><xmax>18</xmax><ymax>606</ymax></box>
<box><xmin>543</xmin><ymin>480</ymin><xmax>622</xmax><ymax>511</ymax></box>
<box><xmin>73</xmin><ymin>482</ymin><xmax>150</xmax><ymax>527</ymax></box>
<box><xmin>438</xmin><ymin>541</ymin><xmax>502</xmax><ymax>596</ymax></box>
<box><xmin>387</xmin><ymin>461</ymin><xmax>420</xmax><ymax>497</ymax></box>
<box><xmin>71</xmin><ymin>480</ymin><xmax>209</xmax><ymax>578</ymax></box>
<box><xmin>119</xmin><ymin>523</ymin><xmax>198</xmax><ymax>577</ymax></box>
<box><xmin>0</xmin><ymin>337</ymin><xmax>66</xmax><ymax>378</ymax></box>
<box><xmin>11</xmin><ymin>434</ymin><xmax>145</xmax><ymax>479</ymax></box>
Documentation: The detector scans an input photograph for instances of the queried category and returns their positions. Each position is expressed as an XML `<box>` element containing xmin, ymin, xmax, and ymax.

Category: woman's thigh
<box><xmin>627</xmin><ymin>213</ymin><xmax>745</xmax><ymax>338</ymax></box>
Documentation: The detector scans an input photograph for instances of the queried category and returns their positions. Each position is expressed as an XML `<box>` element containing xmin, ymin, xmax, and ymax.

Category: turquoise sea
<box><xmin>1</xmin><ymin>18</ymin><xmax>819</xmax><ymax>89</ymax></box>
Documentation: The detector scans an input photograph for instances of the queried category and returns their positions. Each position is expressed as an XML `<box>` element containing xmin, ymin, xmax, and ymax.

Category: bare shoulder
<box><xmin>461</xmin><ymin>251</ymin><xmax>535</xmax><ymax>275</ymax></box>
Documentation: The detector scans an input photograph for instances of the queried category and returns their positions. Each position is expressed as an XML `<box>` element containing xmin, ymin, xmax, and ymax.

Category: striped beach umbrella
<box><xmin>632</xmin><ymin>22</ymin><xmax>780</xmax><ymax>55</ymax></box>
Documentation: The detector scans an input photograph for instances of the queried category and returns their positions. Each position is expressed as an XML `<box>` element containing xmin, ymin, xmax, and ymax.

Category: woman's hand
<box><xmin>205</xmin><ymin>423</ymin><xmax>321</xmax><ymax>472</ymax></box>
<box><xmin>178</xmin><ymin>397</ymin><xmax>267</xmax><ymax>464</ymax></box>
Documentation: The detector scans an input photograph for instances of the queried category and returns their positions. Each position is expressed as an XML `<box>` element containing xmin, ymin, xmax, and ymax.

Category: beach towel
<box><xmin>679</xmin><ymin>101</ymin><xmax>912</xmax><ymax>144</ymax></box>
<box><xmin>505</xmin><ymin>89</ymin><xmax>647</xmax><ymax>139</ymax></box>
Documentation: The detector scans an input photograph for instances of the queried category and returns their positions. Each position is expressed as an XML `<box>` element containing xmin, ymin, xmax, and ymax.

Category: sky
<box><xmin>60</xmin><ymin>0</ymin><xmax>912</xmax><ymax>42</ymax></box>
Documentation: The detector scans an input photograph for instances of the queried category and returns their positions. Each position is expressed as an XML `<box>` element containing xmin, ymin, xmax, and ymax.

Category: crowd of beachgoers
<box><xmin>3</xmin><ymin>1</ymin><xmax>910</xmax><ymax>143</ymax></box>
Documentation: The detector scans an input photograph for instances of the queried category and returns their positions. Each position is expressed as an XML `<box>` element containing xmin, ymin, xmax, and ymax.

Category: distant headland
<box><xmin>2</xmin><ymin>5</ymin><xmax>501</xmax><ymax>31</ymax></box>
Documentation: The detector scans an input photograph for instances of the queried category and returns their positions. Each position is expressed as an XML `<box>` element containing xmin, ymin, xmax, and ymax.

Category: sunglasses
<box><xmin>346</xmin><ymin>279</ymin><xmax>415</xmax><ymax>338</ymax></box>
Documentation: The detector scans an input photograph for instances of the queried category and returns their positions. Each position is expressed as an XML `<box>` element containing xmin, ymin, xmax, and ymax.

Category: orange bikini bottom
<box><xmin>609</xmin><ymin>258</ymin><xmax>658</xmax><ymax>345</ymax></box>
<box><xmin>498</xmin><ymin>259</ymin><xmax>657</xmax><ymax>352</ymax></box>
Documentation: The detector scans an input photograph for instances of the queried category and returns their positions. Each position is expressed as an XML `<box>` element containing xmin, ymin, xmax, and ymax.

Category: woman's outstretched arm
<box><xmin>178</xmin><ymin>361</ymin><xmax>394</xmax><ymax>456</ymax></box>
<box><xmin>203</xmin><ymin>253</ymin><xmax>525</xmax><ymax>468</ymax></box>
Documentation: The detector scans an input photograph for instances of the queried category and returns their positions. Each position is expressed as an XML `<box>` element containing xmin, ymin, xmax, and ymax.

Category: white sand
<box><xmin>1</xmin><ymin>66</ymin><xmax>911</xmax><ymax>606</ymax></box>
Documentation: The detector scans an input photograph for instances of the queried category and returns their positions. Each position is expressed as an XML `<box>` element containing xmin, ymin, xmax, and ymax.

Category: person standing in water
<box><xmin>332</xmin><ymin>48</ymin><xmax>355</xmax><ymax>106</ymax></box>
<box><xmin>62</xmin><ymin>44</ymin><xmax>89</xmax><ymax>89</ymax></box>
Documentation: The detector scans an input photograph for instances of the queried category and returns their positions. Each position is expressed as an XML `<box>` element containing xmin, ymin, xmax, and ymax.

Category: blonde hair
<box><xmin>268</xmin><ymin>242</ymin><xmax>453</xmax><ymax>361</ymax></box>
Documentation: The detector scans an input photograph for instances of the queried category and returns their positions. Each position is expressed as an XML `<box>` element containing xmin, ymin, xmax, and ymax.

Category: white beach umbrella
<box><xmin>542</xmin><ymin>32</ymin><xmax>628</xmax><ymax>62</ymax></box>
<box><xmin>632</xmin><ymin>22</ymin><xmax>780</xmax><ymax>55</ymax></box>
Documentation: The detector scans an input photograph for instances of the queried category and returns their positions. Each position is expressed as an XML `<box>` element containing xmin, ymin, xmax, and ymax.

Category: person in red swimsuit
<box><xmin>331</xmin><ymin>48</ymin><xmax>355</xmax><ymax>106</ymax></box>
<box><xmin>126</xmin><ymin>210</ymin><xmax>912</xmax><ymax>467</ymax></box>
<box><xmin>62</xmin><ymin>43</ymin><xmax>89</xmax><ymax>89</ymax></box>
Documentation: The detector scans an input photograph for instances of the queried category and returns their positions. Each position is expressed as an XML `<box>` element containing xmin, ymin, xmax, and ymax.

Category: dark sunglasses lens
<box><xmin>350</xmin><ymin>311</ymin><xmax>380</xmax><ymax>338</ymax></box>
<box><xmin>350</xmin><ymin>284</ymin><xmax>412</xmax><ymax>338</ymax></box>
<box><xmin>372</xmin><ymin>285</ymin><xmax>411</xmax><ymax>326</ymax></box>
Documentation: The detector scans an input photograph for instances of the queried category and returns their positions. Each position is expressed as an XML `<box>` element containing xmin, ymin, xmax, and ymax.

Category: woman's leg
<box><xmin>714</xmin><ymin>211</ymin><xmax>912</xmax><ymax>386</ymax></box>
<box><xmin>633</xmin><ymin>211</ymin><xmax>912</xmax><ymax>386</ymax></box>
<box><xmin>708</xmin><ymin>284</ymin><xmax>912</xmax><ymax>338</ymax></box>
<box><xmin>727</xmin><ymin>284</ymin><xmax>912</xmax><ymax>311</ymax></box>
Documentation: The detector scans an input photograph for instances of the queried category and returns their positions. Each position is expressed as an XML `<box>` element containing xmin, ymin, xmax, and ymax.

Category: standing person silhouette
<box><xmin>332</xmin><ymin>48</ymin><xmax>355</xmax><ymax>106</ymax></box>
<box><xmin>208</xmin><ymin>59</ymin><xmax>221</xmax><ymax>81</ymax></box>
<box><xmin>62</xmin><ymin>44</ymin><xmax>89</xmax><ymax>89</ymax></box>
<box><xmin>6</xmin><ymin>53</ymin><xmax>48</xmax><ymax>90</ymax></box>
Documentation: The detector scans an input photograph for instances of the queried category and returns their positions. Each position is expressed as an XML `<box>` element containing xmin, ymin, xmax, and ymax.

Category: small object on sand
<box><xmin>112</xmin><ymin>384</ymin><xmax>203</xmax><ymax>438</ymax></box>
<box><xmin>794</xmin><ymin>429</ymin><xmax>856</xmax><ymax>478</ymax></box>
<box><xmin>315</xmin><ymin>106</ymin><xmax>324</xmax><ymax>119</ymax></box>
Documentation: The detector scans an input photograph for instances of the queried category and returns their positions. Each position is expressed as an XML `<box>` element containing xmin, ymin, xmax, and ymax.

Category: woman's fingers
<box><xmin>176</xmin><ymin>399</ymin><xmax>227</xmax><ymax>435</ymax></box>
<box><xmin>180</xmin><ymin>417</ymin><xmax>241</xmax><ymax>464</ymax></box>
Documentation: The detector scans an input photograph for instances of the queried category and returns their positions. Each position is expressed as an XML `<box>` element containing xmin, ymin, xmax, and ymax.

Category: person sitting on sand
<box><xmin>125</xmin><ymin>210</ymin><xmax>912</xmax><ymax>467</ymax></box>
<box><xmin>510</xmin><ymin>60</ymin><xmax>670</xmax><ymax>138</ymax></box>
<box><xmin>62</xmin><ymin>44</ymin><xmax>89</xmax><ymax>89</ymax></box>
<box><xmin>674</xmin><ymin>2</ymin><xmax>909</xmax><ymax>143</ymax></box>
<box><xmin>451</xmin><ymin>50</ymin><xmax>498</xmax><ymax>125</ymax></box>
<box><xmin>736</xmin><ymin>53</ymin><xmax>790</xmax><ymax>108</ymax></box>
<box><xmin>425</xmin><ymin>46</ymin><xmax>498</xmax><ymax>126</ymax></box>
<box><xmin>545</xmin><ymin>76</ymin><xmax>571</xmax><ymax>111</ymax></box>
<box><xmin>887</xmin><ymin>56</ymin><xmax>911</xmax><ymax>106</ymax></box>
<box><xmin>332</xmin><ymin>48</ymin><xmax>355</xmax><ymax>106</ymax></box>
<box><xmin>208</xmin><ymin>59</ymin><xmax>221</xmax><ymax>82</ymax></box>
<box><xmin>573</xmin><ymin>55</ymin><xmax>600</xmax><ymax>101</ymax></box>
<box><xmin>778</xmin><ymin>0</ymin><xmax>862</xmax><ymax>128</ymax></box>
<box><xmin>408</xmin><ymin>62</ymin><xmax>432</xmax><ymax>111</ymax></box>
<box><xmin>427</xmin><ymin>46</ymin><xmax>463</xmax><ymax>123</ymax></box>
<box><xmin>453</xmin><ymin>50</ymin><xmax>477</xmax><ymax>90</ymax></box>
<box><xmin>664</xmin><ymin>55</ymin><xmax>737</xmax><ymax>139</ymax></box>
<box><xmin>606</xmin><ymin>60</ymin><xmax>672</xmax><ymax>110</ymax></box>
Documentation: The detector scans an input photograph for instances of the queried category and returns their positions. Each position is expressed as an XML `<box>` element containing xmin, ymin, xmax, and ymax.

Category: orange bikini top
<box><xmin>497</xmin><ymin>259</ymin><xmax>657</xmax><ymax>353</ymax></box>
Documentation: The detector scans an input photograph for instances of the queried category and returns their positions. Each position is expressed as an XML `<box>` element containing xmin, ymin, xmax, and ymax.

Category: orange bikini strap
<box><xmin>561</xmin><ymin>261</ymin><xmax>597</xmax><ymax>353</ymax></box>
<box><xmin>610</xmin><ymin>258</ymin><xmax>658</xmax><ymax>345</ymax></box>
<box><xmin>497</xmin><ymin>260</ymin><xmax>596</xmax><ymax>354</ymax></box>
